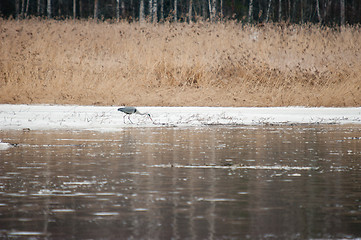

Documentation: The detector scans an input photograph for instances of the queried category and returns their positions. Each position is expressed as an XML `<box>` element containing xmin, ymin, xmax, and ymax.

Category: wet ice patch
<box><xmin>93</xmin><ymin>212</ymin><xmax>119</xmax><ymax>216</ymax></box>
<box><xmin>145</xmin><ymin>163</ymin><xmax>317</xmax><ymax>171</ymax></box>
<box><xmin>63</xmin><ymin>181</ymin><xmax>97</xmax><ymax>185</ymax></box>
<box><xmin>288</xmin><ymin>173</ymin><xmax>302</xmax><ymax>177</ymax></box>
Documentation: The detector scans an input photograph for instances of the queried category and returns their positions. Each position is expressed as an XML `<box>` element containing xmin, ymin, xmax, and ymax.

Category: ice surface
<box><xmin>0</xmin><ymin>104</ymin><xmax>360</xmax><ymax>131</ymax></box>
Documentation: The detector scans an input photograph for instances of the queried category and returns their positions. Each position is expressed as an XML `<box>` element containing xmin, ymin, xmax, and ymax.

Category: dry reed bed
<box><xmin>0</xmin><ymin>19</ymin><xmax>360</xmax><ymax>107</ymax></box>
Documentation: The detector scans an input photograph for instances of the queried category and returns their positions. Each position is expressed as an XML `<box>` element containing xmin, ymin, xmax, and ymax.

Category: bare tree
<box><xmin>174</xmin><ymin>0</ymin><xmax>177</xmax><ymax>21</ymax></box>
<box><xmin>266</xmin><ymin>0</ymin><xmax>272</xmax><ymax>22</ymax></box>
<box><xmin>152</xmin><ymin>0</ymin><xmax>157</xmax><ymax>22</ymax></box>
<box><xmin>300</xmin><ymin>0</ymin><xmax>304</xmax><ymax>23</ymax></box>
<box><xmin>116</xmin><ymin>0</ymin><xmax>120</xmax><ymax>20</ymax></box>
<box><xmin>209</xmin><ymin>0</ymin><xmax>216</xmax><ymax>21</ymax></box>
<box><xmin>220</xmin><ymin>0</ymin><xmax>223</xmax><ymax>19</ymax></box>
<box><xmin>15</xmin><ymin>0</ymin><xmax>20</xmax><ymax>18</ymax></box>
<box><xmin>21</xmin><ymin>0</ymin><xmax>25</xmax><ymax>18</ymax></box>
<box><xmin>20</xmin><ymin>0</ymin><xmax>30</xmax><ymax>17</ymax></box>
<box><xmin>79</xmin><ymin>0</ymin><xmax>83</xmax><ymax>18</ymax></box>
<box><xmin>73</xmin><ymin>0</ymin><xmax>76</xmax><ymax>18</ymax></box>
<box><xmin>149</xmin><ymin>0</ymin><xmax>152</xmax><ymax>20</ymax></box>
<box><xmin>287</xmin><ymin>0</ymin><xmax>290</xmax><ymax>21</ymax></box>
<box><xmin>47</xmin><ymin>0</ymin><xmax>51</xmax><ymax>18</ymax></box>
<box><xmin>340</xmin><ymin>0</ymin><xmax>345</xmax><ymax>25</ymax></box>
<box><xmin>37</xmin><ymin>0</ymin><xmax>42</xmax><ymax>16</ymax></box>
<box><xmin>202</xmin><ymin>0</ymin><xmax>207</xmax><ymax>20</ymax></box>
<box><xmin>58</xmin><ymin>0</ymin><xmax>63</xmax><ymax>16</ymax></box>
<box><xmin>316</xmin><ymin>0</ymin><xmax>322</xmax><ymax>22</ymax></box>
<box><xmin>139</xmin><ymin>0</ymin><xmax>144</xmax><ymax>21</ymax></box>
<box><xmin>248</xmin><ymin>0</ymin><xmax>254</xmax><ymax>23</ymax></box>
<box><xmin>188</xmin><ymin>0</ymin><xmax>193</xmax><ymax>22</ymax></box>
<box><xmin>94</xmin><ymin>0</ymin><xmax>99</xmax><ymax>19</ymax></box>
<box><xmin>322</xmin><ymin>0</ymin><xmax>333</xmax><ymax>21</ymax></box>
<box><xmin>121</xmin><ymin>0</ymin><xmax>125</xmax><ymax>18</ymax></box>
<box><xmin>160</xmin><ymin>0</ymin><xmax>164</xmax><ymax>21</ymax></box>
<box><xmin>278</xmin><ymin>0</ymin><xmax>282</xmax><ymax>21</ymax></box>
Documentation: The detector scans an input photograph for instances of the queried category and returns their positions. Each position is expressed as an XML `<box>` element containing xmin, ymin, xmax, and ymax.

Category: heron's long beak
<box><xmin>148</xmin><ymin>114</ymin><xmax>154</xmax><ymax>123</ymax></box>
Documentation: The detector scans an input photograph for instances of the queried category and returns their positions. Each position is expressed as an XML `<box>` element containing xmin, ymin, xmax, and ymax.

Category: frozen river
<box><xmin>0</xmin><ymin>125</ymin><xmax>360</xmax><ymax>239</ymax></box>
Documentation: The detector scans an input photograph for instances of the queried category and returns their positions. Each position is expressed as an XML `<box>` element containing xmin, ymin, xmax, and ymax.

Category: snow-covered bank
<box><xmin>0</xmin><ymin>104</ymin><xmax>360</xmax><ymax>131</ymax></box>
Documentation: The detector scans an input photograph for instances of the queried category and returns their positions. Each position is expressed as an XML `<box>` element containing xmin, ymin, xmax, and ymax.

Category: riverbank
<box><xmin>1</xmin><ymin>19</ymin><xmax>361</xmax><ymax>107</ymax></box>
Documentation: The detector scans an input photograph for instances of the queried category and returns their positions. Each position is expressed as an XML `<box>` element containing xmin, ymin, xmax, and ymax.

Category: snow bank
<box><xmin>0</xmin><ymin>140</ymin><xmax>13</xmax><ymax>150</ymax></box>
<box><xmin>0</xmin><ymin>104</ymin><xmax>360</xmax><ymax>131</ymax></box>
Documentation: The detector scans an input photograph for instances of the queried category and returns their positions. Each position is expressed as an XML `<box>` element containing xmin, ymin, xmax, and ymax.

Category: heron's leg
<box><xmin>128</xmin><ymin>115</ymin><xmax>133</xmax><ymax>124</ymax></box>
<box><xmin>123</xmin><ymin>115</ymin><xmax>127</xmax><ymax>124</ymax></box>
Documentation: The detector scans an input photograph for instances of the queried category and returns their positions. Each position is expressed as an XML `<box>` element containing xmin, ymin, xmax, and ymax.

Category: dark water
<box><xmin>0</xmin><ymin>125</ymin><xmax>360</xmax><ymax>239</ymax></box>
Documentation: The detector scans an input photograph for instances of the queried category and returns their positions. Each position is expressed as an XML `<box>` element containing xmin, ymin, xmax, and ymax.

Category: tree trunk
<box><xmin>322</xmin><ymin>0</ymin><xmax>333</xmax><ymax>21</ymax></box>
<box><xmin>160</xmin><ymin>0</ymin><xmax>164</xmax><ymax>21</ymax></box>
<box><xmin>220</xmin><ymin>0</ymin><xmax>223</xmax><ymax>19</ymax></box>
<box><xmin>174</xmin><ymin>0</ymin><xmax>177</xmax><ymax>21</ymax></box>
<box><xmin>58</xmin><ymin>0</ymin><xmax>63</xmax><ymax>17</ymax></box>
<box><xmin>202</xmin><ymin>0</ymin><xmax>207</xmax><ymax>20</ymax></box>
<box><xmin>79</xmin><ymin>0</ymin><xmax>83</xmax><ymax>18</ymax></box>
<box><xmin>316</xmin><ymin>0</ymin><xmax>322</xmax><ymax>22</ymax></box>
<box><xmin>212</xmin><ymin>0</ymin><xmax>216</xmax><ymax>21</ymax></box>
<box><xmin>340</xmin><ymin>0</ymin><xmax>345</xmax><ymax>25</ymax></box>
<box><xmin>149</xmin><ymin>0</ymin><xmax>152</xmax><ymax>20</ymax></box>
<box><xmin>208</xmin><ymin>0</ymin><xmax>211</xmax><ymax>20</ymax></box>
<box><xmin>188</xmin><ymin>0</ymin><xmax>193</xmax><ymax>23</ymax></box>
<box><xmin>21</xmin><ymin>0</ymin><xmax>25</xmax><ymax>18</ymax></box>
<box><xmin>266</xmin><ymin>0</ymin><xmax>271</xmax><ymax>22</ymax></box>
<box><xmin>25</xmin><ymin>0</ymin><xmax>30</xmax><ymax>17</ymax></box>
<box><xmin>73</xmin><ymin>0</ymin><xmax>76</xmax><ymax>19</ymax></box>
<box><xmin>130</xmin><ymin>0</ymin><xmax>134</xmax><ymax>20</ymax></box>
<box><xmin>300</xmin><ymin>0</ymin><xmax>303</xmax><ymax>23</ymax></box>
<box><xmin>121</xmin><ymin>0</ymin><xmax>125</xmax><ymax>18</ymax></box>
<box><xmin>116</xmin><ymin>0</ymin><xmax>120</xmax><ymax>21</ymax></box>
<box><xmin>94</xmin><ymin>0</ymin><xmax>98</xmax><ymax>19</ymax></box>
<box><xmin>139</xmin><ymin>0</ymin><xmax>144</xmax><ymax>21</ymax></box>
<box><xmin>208</xmin><ymin>0</ymin><xmax>216</xmax><ymax>21</ymax></box>
<box><xmin>47</xmin><ymin>0</ymin><xmax>51</xmax><ymax>18</ymax></box>
<box><xmin>287</xmin><ymin>0</ymin><xmax>290</xmax><ymax>21</ymax></box>
<box><xmin>37</xmin><ymin>0</ymin><xmax>42</xmax><ymax>16</ymax></box>
<box><xmin>15</xmin><ymin>0</ymin><xmax>20</xmax><ymax>18</ymax></box>
<box><xmin>278</xmin><ymin>0</ymin><xmax>282</xmax><ymax>21</ymax></box>
<box><xmin>248</xmin><ymin>0</ymin><xmax>254</xmax><ymax>23</ymax></box>
<box><xmin>153</xmin><ymin>0</ymin><xmax>158</xmax><ymax>22</ymax></box>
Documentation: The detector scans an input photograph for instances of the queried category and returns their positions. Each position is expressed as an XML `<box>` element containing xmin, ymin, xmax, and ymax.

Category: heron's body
<box><xmin>118</xmin><ymin>107</ymin><xmax>153</xmax><ymax>123</ymax></box>
<box><xmin>118</xmin><ymin>107</ymin><xmax>138</xmax><ymax>115</ymax></box>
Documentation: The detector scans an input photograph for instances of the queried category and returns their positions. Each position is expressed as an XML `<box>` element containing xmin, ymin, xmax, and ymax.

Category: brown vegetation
<box><xmin>1</xmin><ymin>19</ymin><xmax>360</xmax><ymax>107</ymax></box>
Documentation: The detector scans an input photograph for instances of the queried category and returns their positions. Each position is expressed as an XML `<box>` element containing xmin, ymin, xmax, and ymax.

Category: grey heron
<box><xmin>118</xmin><ymin>107</ymin><xmax>153</xmax><ymax>124</ymax></box>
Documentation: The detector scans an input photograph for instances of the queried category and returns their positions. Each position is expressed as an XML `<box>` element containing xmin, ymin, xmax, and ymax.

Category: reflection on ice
<box><xmin>0</xmin><ymin>125</ymin><xmax>360</xmax><ymax>239</ymax></box>
<box><xmin>133</xmin><ymin>208</ymin><xmax>148</xmax><ymax>212</ymax></box>
<box><xmin>8</xmin><ymin>231</ymin><xmax>46</xmax><ymax>236</ymax></box>
<box><xmin>198</xmin><ymin>198</ymin><xmax>237</xmax><ymax>202</ymax></box>
<box><xmin>52</xmin><ymin>209</ymin><xmax>75</xmax><ymax>213</ymax></box>
<box><xmin>63</xmin><ymin>181</ymin><xmax>97</xmax><ymax>185</ymax></box>
<box><xmin>93</xmin><ymin>212</ymin><xmax>119</xmax><ymax>216</ymax></box>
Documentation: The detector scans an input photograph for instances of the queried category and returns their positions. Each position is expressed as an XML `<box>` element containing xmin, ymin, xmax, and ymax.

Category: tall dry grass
<box><xmin>0</xmin><ymin>19</ymin><xmax>360</xmax><ymax>107</ymax></box>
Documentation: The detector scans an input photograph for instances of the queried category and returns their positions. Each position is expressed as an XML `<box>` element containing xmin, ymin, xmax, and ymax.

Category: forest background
<box><xmin>0</xmin><ymin>0</ymin><xmax>360</xmax><ymax>107</ymax></box>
